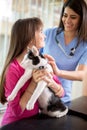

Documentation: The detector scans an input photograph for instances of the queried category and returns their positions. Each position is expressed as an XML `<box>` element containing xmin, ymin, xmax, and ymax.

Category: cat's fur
<box><xmin>7</xmin><ymin>46</ymin><xmax>68</xmax><ymax>118</ymax></box>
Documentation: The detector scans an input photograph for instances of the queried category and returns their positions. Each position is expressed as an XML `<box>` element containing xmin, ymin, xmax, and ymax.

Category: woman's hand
<box><xmin>44</xmin><ymin>54</ymin><xmax>60</xmax><ymax>76</ymax></box>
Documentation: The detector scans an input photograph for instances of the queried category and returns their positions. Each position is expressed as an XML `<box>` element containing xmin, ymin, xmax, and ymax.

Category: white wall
<box><xmin>72</xmin><ymin>81</ymin><xmax>83</xmax><ymax>100</ymax></box>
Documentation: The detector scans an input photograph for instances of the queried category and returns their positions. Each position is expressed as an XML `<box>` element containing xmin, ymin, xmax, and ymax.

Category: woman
<box><xmin>41</xmin><ymin>0</ymin><xmax>87</xmax><ymax>103</ymax></box>
<box><xmin>0</xmin><ymin>17</ymin><xmax>64</xmax><ymax>126</ymax></box>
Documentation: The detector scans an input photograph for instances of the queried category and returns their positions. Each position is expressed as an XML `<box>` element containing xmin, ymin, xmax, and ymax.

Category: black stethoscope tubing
<box><xmin>55</xmin><ymin>31</ymin><xmax>78</xmax><ymax>58</ymax></box>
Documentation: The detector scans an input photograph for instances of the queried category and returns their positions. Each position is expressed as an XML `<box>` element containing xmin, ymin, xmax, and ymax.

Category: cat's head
<box><xmin>21</xmin><ymin>46</ymin><xmax>48</xmax><ymax>69</ymax></box>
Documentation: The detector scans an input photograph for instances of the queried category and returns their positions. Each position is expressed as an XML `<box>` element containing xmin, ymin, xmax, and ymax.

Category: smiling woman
<box><xmin>41</xmin><ymin>0</ymin><xmax>87</xmax><ymax>103</ymax></box>
<box><xmin>62</xmin><ymin>7</ymin><xmax>80</xmax><ymax>35</ymax></box>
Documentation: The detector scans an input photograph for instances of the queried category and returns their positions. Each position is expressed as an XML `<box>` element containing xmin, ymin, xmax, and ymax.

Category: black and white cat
<box><xmin>7</xmin><ymin>46</ymin><xmax>68</xmax><ymax>118</ymax></box>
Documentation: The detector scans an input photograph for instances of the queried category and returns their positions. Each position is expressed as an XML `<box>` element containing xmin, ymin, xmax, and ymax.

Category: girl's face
<box><xmin>35</xmin><ymin>27</ymin><xmax>46</xmax><ymax>49</ymax></box>
<box><xmin>62</xmin><ymin>7</ymin><xmax>80</xmax><ymax>33</ymax></box>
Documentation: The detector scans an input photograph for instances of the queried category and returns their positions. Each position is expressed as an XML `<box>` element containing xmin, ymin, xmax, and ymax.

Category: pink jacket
<box><xmin>1</xmin><ymin>59</ymin><xmax>63</xmax><ymax>126</ymax></box>
<box><xmin>1</xmin><ymin>59</ymin><xmax>39</xmax><ymax>126</ymax></box>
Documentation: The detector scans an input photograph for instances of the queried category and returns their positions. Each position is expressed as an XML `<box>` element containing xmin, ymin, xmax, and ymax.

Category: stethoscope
<box><xmin>55</xmin><ymin>31</ymin><xmax>78</xmax><ymax>58</ymax></box>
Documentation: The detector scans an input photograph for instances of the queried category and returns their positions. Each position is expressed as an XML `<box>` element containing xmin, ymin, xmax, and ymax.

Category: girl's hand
<box><xmin>32</xmin><ymin>68</ymin><xmax>52</xmax><ymax>83</ymax></box>
<box><xmin>43</xmin><ymin>75</ymin><xmax>64</xmax><ymax>97</ymax></box>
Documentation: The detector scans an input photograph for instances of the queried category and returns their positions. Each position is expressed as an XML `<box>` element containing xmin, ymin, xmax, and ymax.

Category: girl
<box><xmin>0</xmin><ymin>17</ymin><xmax>64</xmax><ymax>126</ymax></box>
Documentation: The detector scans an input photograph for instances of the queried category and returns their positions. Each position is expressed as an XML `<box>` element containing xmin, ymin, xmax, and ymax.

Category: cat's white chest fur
<box><xmin>38</xmin><ymin>87</ymin><xmax>52</xmax><ymax>109</ymax></box>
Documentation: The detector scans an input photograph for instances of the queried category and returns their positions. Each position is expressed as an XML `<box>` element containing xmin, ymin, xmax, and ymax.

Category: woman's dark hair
<box><xmin>58</xmin><ymin>0</ymin><xmax>87</xmax><ymax>42</ymax></box>
<box><xmin>0</xmin><ymin>17</ymin><xmax>43</xmax><ymax>104</ymax></box>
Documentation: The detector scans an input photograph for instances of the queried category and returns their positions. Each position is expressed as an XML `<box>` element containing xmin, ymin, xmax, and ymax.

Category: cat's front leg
<box><xmin>26</xmin><ymin>80</ymin><xmax>47</xmax><ymax>110</ymax></box>
<box><xmin>7</xmin><ymin>69</ymin><xmax>32</xmax><ymax>101</ymax></box>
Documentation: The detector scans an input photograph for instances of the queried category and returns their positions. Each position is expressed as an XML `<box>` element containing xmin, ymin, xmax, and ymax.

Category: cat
<box><xmin>7</xmin><ymin>46</ymin><xmax>68</xmax><ymax>118</ymax></box>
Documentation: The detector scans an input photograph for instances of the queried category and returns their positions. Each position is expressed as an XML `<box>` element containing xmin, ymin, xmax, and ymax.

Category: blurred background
<box><xmin>0</xmin><ymin>0</ymin><xmax>86</xmax><ymax>113</ymax></box>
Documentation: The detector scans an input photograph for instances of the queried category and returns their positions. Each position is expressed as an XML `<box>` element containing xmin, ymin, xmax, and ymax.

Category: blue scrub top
<box><xmin>41</xmin><ymin>27</ymin><xmax>87</xmax><ymax>103</ymax></box>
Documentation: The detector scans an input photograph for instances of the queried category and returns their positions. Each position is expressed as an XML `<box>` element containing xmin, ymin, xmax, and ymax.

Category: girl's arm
<box><xmin>19</xmin><ymin>79</ymin><xmax>37</xmax><ymax>111</ymax></box>
<box><xmin>32</xmin><ymin>68</ymin><xmax>64</xmax><ymax>97</ymax></box>
<box><xmin>43</xmin><ymin>74</ymin><xmax>64</xmax><ymax>97</ymax></box>
<box><xmin>19</xmin><ymin>69</ymin><xmax>48</xmax><ymax>110</ymax></box>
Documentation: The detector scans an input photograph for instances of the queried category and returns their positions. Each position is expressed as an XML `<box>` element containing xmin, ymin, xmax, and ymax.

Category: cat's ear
<box><xmin>27</xmin><ymin>46</ymin><xmax>31</xmax><ymax>53</ymax></box>
<box><xmin>32</xmin><ymin>45</ymin><xmax>39</xmax><ymax>56</ymax></box>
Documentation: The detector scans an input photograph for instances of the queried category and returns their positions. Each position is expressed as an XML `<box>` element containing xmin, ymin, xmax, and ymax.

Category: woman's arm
<box><xmin>57</xmin><ymin>64</ymin><xmax>87</xmax><ymax>81</ymax></box>
<box><xmin>45</xmin><ymin>54</ymin><xmax>87</xmax><ymax>81</ymax></box>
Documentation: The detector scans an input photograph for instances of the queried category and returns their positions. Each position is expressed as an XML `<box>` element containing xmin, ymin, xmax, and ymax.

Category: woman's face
<box><xmin>35</xmin><ymin>27</ymin><xmax>46</xmax><ymax>49</ymax></box>
<box><xmin>62</xmin><ymin>7</ymin><xmax>80</xmax><ymax>33</ymax></box>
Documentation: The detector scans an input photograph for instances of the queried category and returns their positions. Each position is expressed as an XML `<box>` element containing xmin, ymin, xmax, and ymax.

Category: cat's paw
<box><xmin>26</xmin><ymin>101</ymin><xmax>34</xmax><ymax>110</ymax></box>
<box><xmin>56</xmin><ymin>106</ymin><xmax>68</xmax><ymax>118</ymax></box>
<box><xmin>7</xmin><ymin>93</ymin><xmax>17</xmax><ymax>101</ymax></box>
<box><xmin>7</xmin><ymin>95</ymin><xmax>14</xmax><ymax>101</ymax></box>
